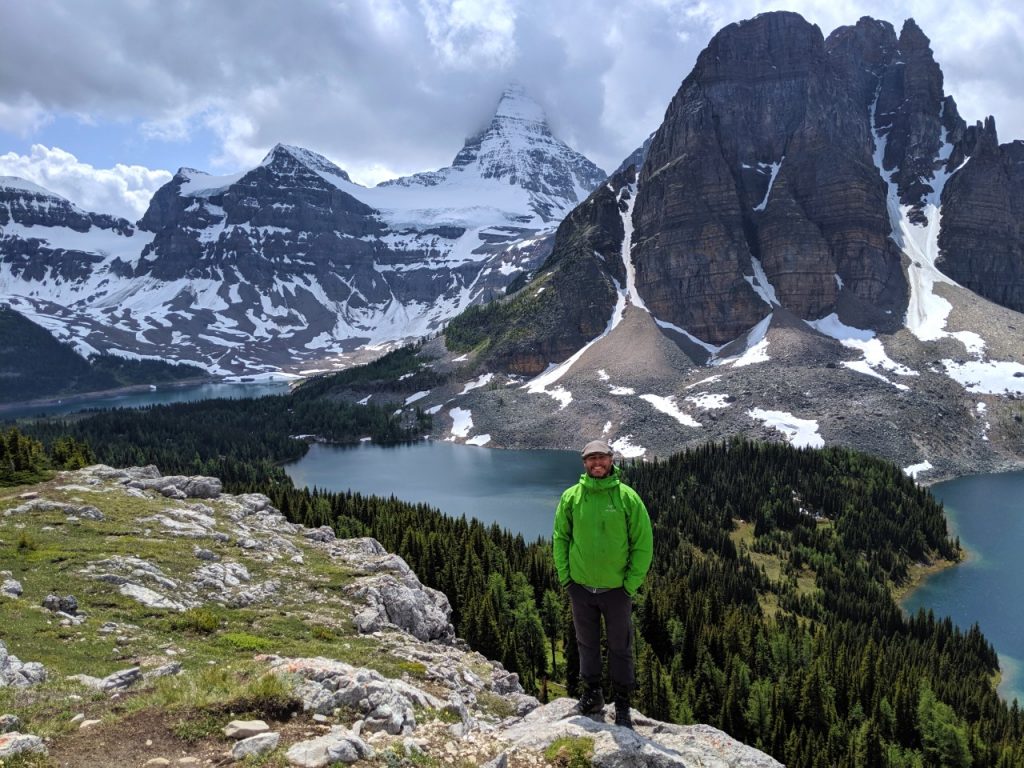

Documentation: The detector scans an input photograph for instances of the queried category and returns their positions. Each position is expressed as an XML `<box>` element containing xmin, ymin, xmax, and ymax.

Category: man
<box><xmin>553</xmin><ymin>439</ymin><xmax>653</xmax><ymax>728</ymax></box>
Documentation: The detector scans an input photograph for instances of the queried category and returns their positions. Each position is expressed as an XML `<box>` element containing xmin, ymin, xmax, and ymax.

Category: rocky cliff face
<box><xmin>444</xmin><ymin>166</ymin><xmax>634</xmax><ymax>376</ymax></box>
<box><xmin>631</xmin><ymin>12</ymin><xmax>911</xmax><ymax>346</ymax></box>
<box><xmin>0</xmin><ymin>89</ymin><xmax>600</xmax><ymax>376</ymax></box>
<box><xmin>937</xmin><ymin>121</ymin><xmax>1024</xmax><ymax>313</ymax></box>
<box><xmin>423</xmin><ymin>12</ymin><xmax>1024</xmax><ymax>480</ymax></box>
<box><xmin>0</xmin><ymin>176</ymin><xmax>137</xmax><ymax>285</ymax></box>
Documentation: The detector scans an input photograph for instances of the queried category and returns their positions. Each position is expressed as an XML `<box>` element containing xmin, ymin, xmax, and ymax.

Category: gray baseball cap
<box><xmin>581</xmin><ymin>439</ymin><xmax>612</xmax><ymax>457</ymax></box>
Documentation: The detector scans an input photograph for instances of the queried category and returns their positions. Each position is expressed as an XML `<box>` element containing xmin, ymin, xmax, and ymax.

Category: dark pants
<box><xmin>568</xmin><ymin>583</ymin><xmax>634</xmax><ymax>691</ymax></box>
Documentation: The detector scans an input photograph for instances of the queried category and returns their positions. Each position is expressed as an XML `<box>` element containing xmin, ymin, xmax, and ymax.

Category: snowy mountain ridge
<box><xmin>0</xmin><ymin>88</ymin><xmax>604</xmax><ymax>376</ymax></box>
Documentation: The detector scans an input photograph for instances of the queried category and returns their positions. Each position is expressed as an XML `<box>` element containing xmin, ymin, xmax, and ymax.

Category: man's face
<box><xmin>583</xmin><ymin>452</ymin><xmax>613</xmax><ymax>478</ymax></box>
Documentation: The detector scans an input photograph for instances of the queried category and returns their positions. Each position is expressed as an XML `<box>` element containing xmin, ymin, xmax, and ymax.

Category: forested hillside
<box><xmin>11</xmin><ymin>388</ymin><xmax>1023</xmax><ymax>766</ymax></box>
<box><xmin>19</xmin><ymin>390</ymin><xmax>428</xmax><ymax>489</ymax></box>
<box><xmin>0</xmin><ymin>304</ymin><xmax>208</xmax><ymax>402</ymax></box>
<box><xmin>262</xmin><ymin>440</ymin><xmax>1017</xmax><ymax>767</ymax></box>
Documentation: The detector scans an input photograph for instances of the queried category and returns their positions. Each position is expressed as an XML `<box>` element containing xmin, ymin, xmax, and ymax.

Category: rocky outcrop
<box><xmin>937</xmin><ymin>121</ymin><xmax>1024</xmax><ymax>313</ymax></box>
<box><xmin>632</xmin><ymin>12</ymin><xmax>906</xmax><ymax>346</ymax></box>
<box><xmin>498</xmin><ymin>698</ymin><xmax>783</xmax><ymax>767</ymax></box>
<box><xmin>332</xmin><ymin>538</ymin><xmax>456</xmax><ymax>643</ymax></box>
<box><xmin>0</xmin><ymin>640</ymin><xmax>46</xmax><ymax>688</ymax></box>
<box><xmin>0</xmin><ymin>731</ymin><xmax>46</xmax><ymax>760</ymax></box>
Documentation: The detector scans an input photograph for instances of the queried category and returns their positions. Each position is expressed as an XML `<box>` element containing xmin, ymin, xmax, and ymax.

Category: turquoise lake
<box><xmin>285</xmin><ymin>441</ymin><xmax>582</xmax><ymax>542</ymax></box>
<box><xmin>902</xmin><ymin>470</ymin><xmax>1024</xmax><ymax>704</ymax></box>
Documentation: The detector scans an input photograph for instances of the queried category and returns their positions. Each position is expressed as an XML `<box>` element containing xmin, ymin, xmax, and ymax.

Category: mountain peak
<box><xmin>493</xmin><ymin>83</ymin><xmax>546</xmax><ymax>125</ymax></box>
<box><xmin>0</xmin><ymin>175</ymin><xmax>63</xmax><ymax>199</ymax></box>
<box><xmin>379</xmin><ymin>84</ymin><xmax>605</xmax><ymax>222</ymax></box>
<box><xmin>260</xmin><ymin>143</ymin><xmax>353</xmax><ymax>183</ymax></box>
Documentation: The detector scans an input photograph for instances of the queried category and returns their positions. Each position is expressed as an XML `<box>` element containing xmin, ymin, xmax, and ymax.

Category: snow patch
<box><xmin>466</xmin><ymin>434</ymin><xmax>491</xmax><ymax>446</ymax></box>
<box><xmin>903</xmin><ymin>461</ymin><xmax>934</xmax><ymax>479</ymax></box>
<box><xmin>745</xmin><ymin>257</ymin><xmax>780</xmax><ymax>307</ymax></box>
<box><xmin>460</xmin><ymin>373</ymin><xmax>494</xmax><ymax>394</ymax></box>
<box><xmin>752</xmin><ymin>159</ymin><xmax>783</xmax><ymax>212</ymax></box>
<box><xmin>448</xmin><ymin>407</ymin><xmax>473</xmax><ymax>438</ymax></box>
<box><xmin>807</xmin><ymin>314</ymin><xmax>917</xmax><ymax>389</ymax></box>
<box><xmin>715</xmin><ymin>315</ymin><xmax>772</xmax><ymax>368</ymax></box>
<box><xmin>686</xmin><ymin>393</ymin><xmax>730</xmax><ymax>409</ymax></box>
<box><xmin>609</xmin><ymin>435</ymin><xmax>646</xmax><ymax>458</ymax></box>
<box><xmin>940</xmin><ymin>360</ymin><xmax>1024</xmax><ymax>395</ymax></box>
<box><xmin>639</xmin><ymin>394</ymin><xmax>701</xmax><ymax>427</ymax></box>
<box><xmin>747</xmin><ymin>408</ymin><xmax>824</xmax><ymax>449</ymax></box>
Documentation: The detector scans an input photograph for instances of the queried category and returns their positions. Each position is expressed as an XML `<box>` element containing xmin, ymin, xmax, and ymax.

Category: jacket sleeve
<box><xmin>622</xmin><ymin>489</ymin><xmax>653</xmax><ymax>596</ymax></box>
<box><xmin>552</xmin><ymin>489</ymin><xmax>573</xmax><ymax>587</ymax></box>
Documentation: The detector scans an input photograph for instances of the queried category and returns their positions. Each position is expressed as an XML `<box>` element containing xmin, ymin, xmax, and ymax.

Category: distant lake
<box><xmin>903</xmin><ymin>470</ymin><xmax>1024</xmax><ymax>704</ymax></box>
<box><xmin>284</xmin><ymin>441</ymin><xmax>582</xmax><ymax>542</ymax></box>
<box><xmin>0</xmin><ymin>380</ymin><xmax>293</xmax><ymax>420</ymax></box>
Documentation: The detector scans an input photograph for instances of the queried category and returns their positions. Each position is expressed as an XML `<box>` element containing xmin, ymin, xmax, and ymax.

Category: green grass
<box><xmin>544</xmin><ymin>736</ymin><xmax>594</xmax><ymax>767</ymax></box>
<box><xmin>0</xmin><ymin>476</ymin><xmax>383</xmax><ymax>748</ymax></box>
<box><xmin>0</xmin><ymin>677</ymin><xmax>107</xmax><ymax>741</ymax></box>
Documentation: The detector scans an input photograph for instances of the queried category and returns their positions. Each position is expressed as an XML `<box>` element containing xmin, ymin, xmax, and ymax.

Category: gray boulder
<box><xmin>267</xmin><ymin>657</ymin><xmax>441</xmax><ymax>735</ymax></box>
<box><xmin>69</xmin><ymin>667</ymin><xmax>142</xmax><ymax>692</ymax></box>
<box><xmin>285</xmin><ymin>726</ymin><xmax>373</xmax><ymax>767</ymax></box>
<box><xmin>498</xmin><ymin>699</ymin><xmax>783</xmax><ymax>767</ymax></box>
<box><xmin>128</xmin><ymin>474</ymin><xmax>221</xmax><ymax>499</ymax></box>
<box><xmin>349</xmin><ymin>573</ymin><xmax>455</xmax><ymax>643</ymax></box>
<box><xmin>304</xmin><ymin>525</ymin><xmax>336</xmax><ymax>543</ymax></box>
<box><xmin>331</xmin><ymin>539</ymin><xmax>456</xmax><ymax>643</ymax></box>
<box><xmin>0</xmin><ymin>732</ymin><xmax>46</xmax><ymax>759</ymax></box>
<box><xmin>231</xmin><ymin>731</ymin><xmax>279</xmax><ymax>760</ymax></box>
<box><xmin>1</xmin><ymin>579</ymin><xmax>22</xmax><ymax>598</ymax></box>
<box><xmin>0</xmin><ymin>641</ymin><xmax>46</xmax><ymax>688</ymax></box>
<box><xmin>224</xmin><ymin>719</ymin><xmax>270</xmax><ymax>739</ymax></box>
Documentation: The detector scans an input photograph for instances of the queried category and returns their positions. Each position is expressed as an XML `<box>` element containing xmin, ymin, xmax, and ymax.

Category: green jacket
<box><xmin>552</xmin><ymin>466</ymin><xmax>653</xmax><ymax>596</ymax></box>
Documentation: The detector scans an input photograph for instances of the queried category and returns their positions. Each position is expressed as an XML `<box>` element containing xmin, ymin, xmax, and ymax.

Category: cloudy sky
<box><xmin>1</xmin><ymin>0</ymin><xmax>1021</xmax><ymax>220</ymax></box>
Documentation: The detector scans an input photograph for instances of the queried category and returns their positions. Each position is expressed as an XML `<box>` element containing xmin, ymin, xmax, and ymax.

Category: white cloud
<box><xmin>0</xmin><ymin>145</ymin><xmax>171</xmax><ymax>220</ymax></box>
<box><xmin>0</xmin><ymin>96</ymin><xmax>53</xmax><ymax>136</ymax></box>
<box><xmin>0</xmin><ymin>1</ymin><xmax>1021</xmax><ymax>186</ymax></box>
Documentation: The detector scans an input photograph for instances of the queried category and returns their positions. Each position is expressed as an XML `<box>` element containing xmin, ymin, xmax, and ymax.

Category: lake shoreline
<box><xmin>0</xmin><ymin>377</ymin><xmax>219</xmax><ymax>415</ymax></box>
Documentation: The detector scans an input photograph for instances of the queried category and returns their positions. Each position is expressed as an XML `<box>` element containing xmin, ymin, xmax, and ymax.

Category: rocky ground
<box><xmin>0</xmin><ymin>466</ymin><xmax>781</xmax><ymax>767</ymax></box>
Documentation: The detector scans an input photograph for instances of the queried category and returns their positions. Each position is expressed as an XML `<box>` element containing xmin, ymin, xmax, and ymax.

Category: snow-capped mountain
<box><xmin>0</xmin><ymin>88</ymin><xmax>605</xmax><ymax>376</ymax></box>
<box><xmin>392</xmin><ymin>13</ymin><xmax>1024</xmax><ymax>480</ymax></box>
<box><xmin>380</xmin><ymin>84</ymin><xmax>606</xmax><ymax>222</ymax></box>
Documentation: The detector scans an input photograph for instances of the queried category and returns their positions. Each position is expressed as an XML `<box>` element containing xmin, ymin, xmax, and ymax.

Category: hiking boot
<box><xmin>614</xmin><ymin>691</ymin><xmax>633</xmax><ymax>729</ymax></box>
<box><xmin>575</xmin><ymin>685</ymin><xmax>605</xmax><ymax>715</ymax></box>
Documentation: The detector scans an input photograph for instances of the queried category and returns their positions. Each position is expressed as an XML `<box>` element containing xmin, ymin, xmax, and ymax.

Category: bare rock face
<box><xmin>937</xmin><ymin>120</ymin><xmax>1024</xmax><ymax>313</ymax></box>
<box><xmin>443</xmin><ymin>166</ymin><xmax>634</xmax><ymax>376</ymax></box>
<box><xmin>632</xmin><ymin>12</ymin><xmax>907</xmax><ymax>346</ymax></box>
<box><xmin>872</xmin><ymin>19</ymin><xmax>961</xmax><ymax>222</ymax></box>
